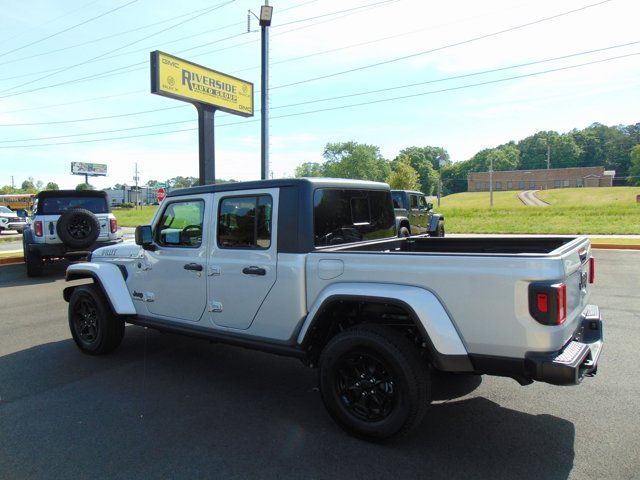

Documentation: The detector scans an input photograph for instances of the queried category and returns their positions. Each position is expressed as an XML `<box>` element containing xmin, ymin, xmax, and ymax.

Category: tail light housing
<box><xmin>529</xmin><ymin>282</ymin><xmax>567</xmax><ymax>325</ymax></box>
<box><xmin>589</xmin><ymin>257</ymin><xmax>596</xmax><ymax>284</ymax></box>
<box><xmin>34</xmin><ymin>220</ymin><xmax>43</xmax><ymax>237</ymax></box>
<box><xmin>110</xmin><ymin>218</ymin><xmax>118</xmax><ymax>234</ymax></box>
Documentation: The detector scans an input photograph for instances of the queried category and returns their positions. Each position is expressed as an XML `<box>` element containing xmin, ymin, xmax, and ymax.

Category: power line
<box><xmin>0</xmin><ymin>0</ymin><xmax>235</xmax><ymax>94</ymax></box>
<box><xmin>1</xmin><ymin>50</ymin><xmax>636</xmax><ymax>149</ymax></box>
<box><xmin>0</xmin><ymin>4</ymin><xmax>233</xmax><ymax>72</ymax></box>
<box><xmin>0</xmin><ymin>0</ymin><xmax>139</xmax><ymax>59</ymax></box>
<box><xmin>0</xmin><ymin>0</ymin><xmax>397</xmax><ymax>98</ymax></box>
<box><xmin>270</xmin><ymin>0</ymin><xmax>615</xmax><ymax>90</ymax></box>
<box><xmin>3</xmin><ymin>39</ymin><xmax>636</xmax><ymax>127</ymax></box>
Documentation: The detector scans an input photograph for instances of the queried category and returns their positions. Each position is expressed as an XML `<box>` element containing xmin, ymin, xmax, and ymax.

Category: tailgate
<box><xmin>558</xmin><ymin>237</ymin><xmax>594</xmax><ymax>339</ymax></box>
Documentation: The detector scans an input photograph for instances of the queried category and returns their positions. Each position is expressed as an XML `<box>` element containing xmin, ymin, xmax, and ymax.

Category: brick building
<box><xmin>467</xmin><ymin>166</ymin><xmax>614</xmax><ymax>192</ymax></box>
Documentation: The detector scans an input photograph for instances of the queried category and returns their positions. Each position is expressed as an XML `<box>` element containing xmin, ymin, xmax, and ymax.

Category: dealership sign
<box><xmin>150</xmin><ymin>51</ymin><xmax>254</xmax><ymax>117</ymax></box>
<box><xmin>70</xmin><ymin>162</ymin><xmax>107</xmax><ymax>176</ymax></box>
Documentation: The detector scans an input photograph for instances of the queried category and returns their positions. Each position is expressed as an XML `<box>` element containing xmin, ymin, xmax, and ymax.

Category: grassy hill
<box><xmin>113</xmin><ymin>187</ymin><xmax>640</xmax><ymax>234</ymax></box>
<box><xmin>438</xmin><ymin>187</ymin><xmax>640</xmax><ymax>234</ymax></box>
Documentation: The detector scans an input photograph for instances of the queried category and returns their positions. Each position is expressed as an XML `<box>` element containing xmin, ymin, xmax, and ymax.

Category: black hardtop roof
<box><xmin>167</xmin><ymin>177</ymin><xmax>390</xmax><ymax>197</ymax></box>
<box><xmin>36</xmin><ymin>189</ymin><xmax>107</xmax><ymax>199</ymax></box>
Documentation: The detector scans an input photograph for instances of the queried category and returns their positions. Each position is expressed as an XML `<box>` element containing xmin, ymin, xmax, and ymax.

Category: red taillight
<box><xmin>556</xmin><ymin>283</ymin><xmax>567</xmax><ymax>325</ymax></box>
<box><xmin>537</xmin><ymin>293</ymin><xmax>548</xmax><ymax>313</ymax></box>
<box><xmin>110</xmin><ymin>218</ymin><xmax>117</xmax><ymax>234</ymax></box>
<box><xmin>34</xmin><ymin>221</ymin><xmax>43</xmax><ymax>237</ymax></box>
<box><xmin>589</xmin><ymin>257</ymin><xmax>596</xmax><ymax>284</ymax></box>
<box><xmin>529</xmin><ymin>281</ymin><xmax>566</xmax><ymax>325</ymax></box>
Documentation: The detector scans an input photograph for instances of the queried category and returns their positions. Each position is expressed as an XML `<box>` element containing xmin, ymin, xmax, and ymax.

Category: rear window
<box><xmin>314</xmin><ymin>189</ymin><xmax>396</xmax><ymax>247</ymax></box>
<box><xmin>40</xmin><ymin>196</ymin><xmax>108</xmax><ymax>214</ymax></box>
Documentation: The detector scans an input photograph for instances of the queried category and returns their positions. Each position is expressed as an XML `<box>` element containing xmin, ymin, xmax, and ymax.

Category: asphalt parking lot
<box><xmin>0</xmin><ymin>250</ymin><xmax>638</xmax><ymax>480</ymax></box>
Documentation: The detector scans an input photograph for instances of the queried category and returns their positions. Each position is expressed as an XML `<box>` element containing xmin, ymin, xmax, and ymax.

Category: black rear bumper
<box><xmin>525</xmin><ymin>304</ymin><xmax>603</xmax><ymax>386</ymax></box>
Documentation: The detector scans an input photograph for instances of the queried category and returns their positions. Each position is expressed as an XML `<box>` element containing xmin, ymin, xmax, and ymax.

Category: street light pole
<box><xmin>259</xmin><ymin>3</ymin><xmax>273</xmax><ymax>180</ymax></box>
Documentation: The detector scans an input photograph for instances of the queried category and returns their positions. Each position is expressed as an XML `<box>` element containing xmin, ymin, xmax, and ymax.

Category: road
<box><xmin>518</xmin><ymin>190</ymin><xmax>550</xmax><ymax>206</ymax></box>
<box><xmin>0</xmin><ymin>251</ymin><xmax>638</xmax><ymax>479</ymax></box>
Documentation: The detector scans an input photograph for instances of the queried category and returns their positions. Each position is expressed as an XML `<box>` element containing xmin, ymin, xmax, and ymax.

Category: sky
<box><xmin>0</xmin><ymin>0</ymin><xmax>638</xmax><ymax>189</ymax></box>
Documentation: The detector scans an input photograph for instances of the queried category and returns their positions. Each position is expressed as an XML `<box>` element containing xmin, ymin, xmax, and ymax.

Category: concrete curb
<box><xmin>0</xmin><ymin>256</ymin><xmax>24</xmax><ymax>265</ymax></box>
<box><xmin>591</xmin><ymin>244</ymin><xmax>640</xmax><ymax>250</ymax></box>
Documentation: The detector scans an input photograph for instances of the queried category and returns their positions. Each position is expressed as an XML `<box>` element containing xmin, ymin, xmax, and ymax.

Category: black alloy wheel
<box><xmin>68</xmin><ymin>284</ymin><xmax>124</xmax><ymax>355</ymax></box>
<box><xmin>72</xmin><ymin>295</ymin><xmax>100</xmax><ymax>345</ymax></box>
<box><xmin>319</xmin><ymin>324</ymin><xmax>431</xmax><ymax>441</ymax></box>
<box><xmin>334</xmin><ymin>350</ymin><xmax>397</xmax><ymax>422</ymax></box>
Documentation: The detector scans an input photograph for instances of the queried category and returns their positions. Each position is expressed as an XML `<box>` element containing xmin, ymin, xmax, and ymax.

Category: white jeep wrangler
<box><xmin>23</xmin><ymin>190</ymin><xmax>122</xmax><ymax>276</ymax></box>
<box><xmin>63</xmin><ymin>179</ymin><xmax>603</xmax><ymax>441</ymax></box>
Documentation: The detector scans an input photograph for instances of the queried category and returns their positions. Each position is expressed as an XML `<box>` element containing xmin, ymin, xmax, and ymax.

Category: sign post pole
<box><xmin>197</xmin><ymin>105</ymin><xmax>216</xmax><ymax>185</ymax></box>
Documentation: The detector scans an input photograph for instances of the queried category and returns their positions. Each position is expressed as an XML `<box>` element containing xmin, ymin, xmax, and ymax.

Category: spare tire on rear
<box><xmin>56</xmin><ymin>208</ymin><xmax>101</xmax><ymax>249</ymax></box>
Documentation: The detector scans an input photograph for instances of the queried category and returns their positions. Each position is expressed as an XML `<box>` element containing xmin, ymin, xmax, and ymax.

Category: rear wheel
<box><xmin>319</xmin><ymin>324</ymin><xmax>431</xmax><ymax>441</ymax></box>
<box><xmin>24</xmin><ymin>241</ymin><xmax>43</xmax><ymax>277</ymax></box>
<box><xmin>68</xmin><ymin>284</ymin><xmax>124</xmax><ymax>355</ymax></box>
<box><xmin>398</xmin><ymin>226</ymin><xmax>410</xmax><ymax>238</ymax></box>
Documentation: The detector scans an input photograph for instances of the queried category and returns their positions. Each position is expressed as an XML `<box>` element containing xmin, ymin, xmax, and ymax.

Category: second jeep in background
<box><xmin>391</xmin><ymin>189</ymin><xmax>445</xmax><ymax>237</ymax></box>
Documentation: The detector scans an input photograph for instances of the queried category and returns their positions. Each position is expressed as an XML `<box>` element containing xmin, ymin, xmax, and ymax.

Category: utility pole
<box><xmin>546</xmin><ymin>142</ymin><xmax>551</xmax><ymax>169</ymax></box>
<box><xmin>489</xmin><ymin>156</ymin><xmax>494</xmax><ymax>208</ymax></box>
<box><xmin>11</xmin><ymin>176</ymin><xmax>14</xmax><ymax>189</ymax></box>
<box><xmin>436</xmin><ymin>156</ymin><xmax>442</xmax><ymax>207</ymax></box>
<box><xmin>259</xmin><ymin>2</ymin><xmax>273</xmax><ymax>180</ymax></box>
<box><xmin>133</xmin><ymin>163</ymin><xmax>140</xmax><ymax>210</ymax></box>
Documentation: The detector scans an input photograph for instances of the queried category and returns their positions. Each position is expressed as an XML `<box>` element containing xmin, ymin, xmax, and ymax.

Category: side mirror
<box><xmin>135</xmin><ymin>225</ymin><xmax>156</xmax><ymax>250</ymax></box>
<box><xmin>426</xmin><ymin>202</ymin><xmax>434</xmax><ymax>211</ymax></box>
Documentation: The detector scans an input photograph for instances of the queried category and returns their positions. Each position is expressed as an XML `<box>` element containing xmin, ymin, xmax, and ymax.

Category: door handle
<box><xmin>242</xmin><ymin>266</ymin><xmax>266</xmax><ymax>276</ymax></box>
<box><xmin>184</xmin><ymin>263</ymin><xmax>203</xmax><ymax>271</ymax></box>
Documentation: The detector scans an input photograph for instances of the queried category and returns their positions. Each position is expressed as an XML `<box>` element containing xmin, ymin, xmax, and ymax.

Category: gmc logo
<box><xmin>162</xmin><ymin>58</ymin><xmax>179</xmax><ymax>68</ymax></box>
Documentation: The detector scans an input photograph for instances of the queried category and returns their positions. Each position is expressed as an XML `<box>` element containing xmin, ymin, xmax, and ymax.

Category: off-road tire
<box><xmin>398</xmin><ymin>226</ymin><xmax>410</xmax><ymax>238</ymax></box>
<box><xmin>68</xmin><ymin>284</ymin><xmax>124</xmax><ymax>355</ymax></box>
<box><xmin>432</xmin><ymin>221</ymin><xmax>445</xmax><ymax>237</ymax></box>
<box><xmin>56</xmin><ymin>208</ymin><xmax>100</xmax><ymax>249</ymax></box>
<box><xmin>319</xmin><ymin>324</ymin><xmax>431</xmax><ymax>441</ymax></box>
<box><xmin>24</xmin><ymin>238</ymin><xmax>44</xmax><ymax>277</ymax></box>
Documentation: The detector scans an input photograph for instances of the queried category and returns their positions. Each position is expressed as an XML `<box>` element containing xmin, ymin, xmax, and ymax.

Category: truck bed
<box><xmin>324</xmin><ymin>236</ymin><xmax>582</xmax><ymax>256</ymax></box>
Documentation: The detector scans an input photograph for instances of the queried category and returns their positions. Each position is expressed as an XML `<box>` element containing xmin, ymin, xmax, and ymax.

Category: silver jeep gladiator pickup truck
<box><xmin>63</xmin><ymin>178</ymin><xmax>603</xmax><ymax>441</ymax></box>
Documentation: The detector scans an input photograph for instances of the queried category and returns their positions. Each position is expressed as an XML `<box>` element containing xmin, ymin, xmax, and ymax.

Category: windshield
<box><xmin>0</xmin><ymin>206</ymin><xmax>12</xmax><ymax>214</ymax></box>
<box><xmin>40</xmin><ymin>196</ymin><xmax>108</xmax><ymax>214</ymax></box>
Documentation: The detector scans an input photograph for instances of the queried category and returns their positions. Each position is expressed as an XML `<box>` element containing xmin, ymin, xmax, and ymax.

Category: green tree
<box><xmin>45</xmin><ymin>182</ymin><xmax>59</xmax><ymax>190</ymax></box>
<box><xmin>146</xmin><ymin>180</ymin><xmax>159</xmax><ymax>188</ymax></box>
<box><xmin>322</xmin><ymin>141</ymin><xmax>391</xmax><ymax>182</ymax></box>
<box><xmin>386</xmin><ymin>155</ymin><xmax>421</xmax><ymax>190</ymax></box>
<box><xmin>628</xmin><ymin>144</ymin><xmax>640</xmax><ymax>185</ymax></box>
<box><xmin>76</xmin><ymin>183</ymin><xmax>94</xmax><ymax>191</ymax></box>
<box><xmin>169</xmin><ymin>176</ymin><xmax>198</xmax><ymax>188</ymax></box>
<box><xmin>295</xmin><ymin>162</ymin><xmax>324</xmax><ymax>177</ymax></box>
<box><xmin>21</xmin><ymin>177</ymin><xmax>35</xmax><ymax>191</ymax></box>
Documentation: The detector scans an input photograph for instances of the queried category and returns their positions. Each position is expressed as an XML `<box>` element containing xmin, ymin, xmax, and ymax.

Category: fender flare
<box><xmin>428</xmin><ymin>213</ymin><xmax>444</xmax><ymax>233</ymax></box>
<box><xmin>298</xmin><ymin>283</ymin><xmax>471</xmax><ymax>371</ymax></box>
<box><xmin>64</xmin><ymin>262</ymin><xmax>136</xmax><ymax>315</ymax></box>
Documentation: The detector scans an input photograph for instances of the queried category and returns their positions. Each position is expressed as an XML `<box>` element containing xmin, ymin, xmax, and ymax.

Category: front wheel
<box><xmin>319</xmin><ymin>324</ymin><xmax>431</xmax><ymax>441</ymax></box>
<box><xmin>68</xmin><ymin>284</ymin><xmax>125</xmax><ymax>355</ymax></box>
<box><xmin>433</xmin><ymin>221</ymin><xmax>445</xmax><ymax>237</ymax></box>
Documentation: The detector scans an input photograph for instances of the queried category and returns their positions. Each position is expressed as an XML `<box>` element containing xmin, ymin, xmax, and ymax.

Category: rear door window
<box><xmin>218</xmin><ymin>195</ymin><xmax>272</xmax><ymax>249</ymax></box>
<box><xmin>391</xmin><ymin>192</ymin><xmax>403</xmax><ymax>209</ymax></box>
